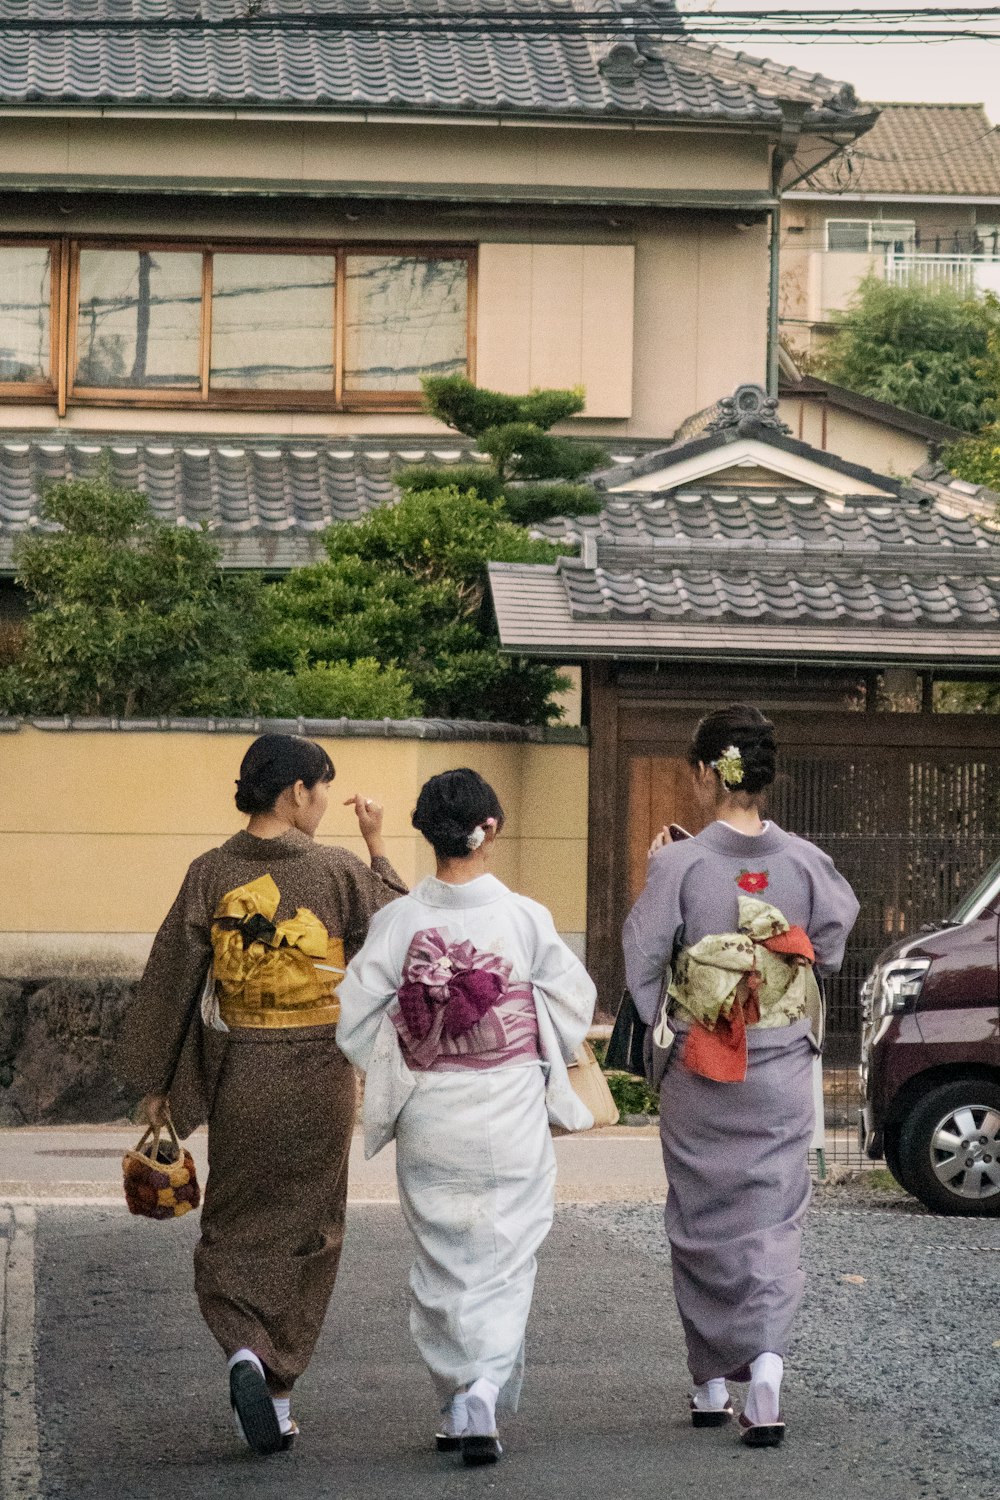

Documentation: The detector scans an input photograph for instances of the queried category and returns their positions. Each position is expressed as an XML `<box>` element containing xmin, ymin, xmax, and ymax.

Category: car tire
<box><xmin>898</xmin><ymin>1079</ymin><xmax>1000</xmax><ymax>1216</ymax></box>
<box><xmin>883</xmin><ymin>1125</ymin><xmax>912</xmax><ymax>1194</ymax></box>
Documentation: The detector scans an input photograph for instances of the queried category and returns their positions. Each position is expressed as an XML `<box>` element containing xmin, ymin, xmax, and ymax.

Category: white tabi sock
<box><xmin>464</xmin><ymin>1378</ymin><xmax>500</xmax><ymax>1437</ymax></box>
<box><xmin>744</xmin><ymin>1352</ymin><xmax>783</xmax><ymax>1426</ymax></box>
<box><xmin>439</xmin><ymin>1393</ymin><xmax>468</xmax><ymax>1437</ymax></box>
<box><xmin>692</xmin><ymin>1377</ymin><xmax>730</xmax><ymax>1412</ymax></box>
<box><xmin>271</xmin><ymin>1396</ymin><xmax>294</xmax><ymax>1436</ymax></box>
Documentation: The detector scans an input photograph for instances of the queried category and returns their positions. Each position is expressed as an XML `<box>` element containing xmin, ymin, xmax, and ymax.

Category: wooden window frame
<box><xmin>0</xmin><ymin>237</ymin><xmax>66</xmax><ymax>404</ymax></box>
<box><xmin>0</xmin><ymin>233</ymin><xmax>476</xmax><ymax>413</ymax></box>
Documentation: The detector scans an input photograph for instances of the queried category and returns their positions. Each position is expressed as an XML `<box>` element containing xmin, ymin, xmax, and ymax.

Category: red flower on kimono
<box><xmin>736</xmin><ymin>869</ymin><xmax>769</xmax><ymax>894</ymax></box>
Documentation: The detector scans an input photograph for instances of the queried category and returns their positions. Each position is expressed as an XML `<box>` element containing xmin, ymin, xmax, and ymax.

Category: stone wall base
<box><xmin>0</xmin><ymin>978</ymin><xmax>138</xmax><ymax>1126</ymax></box>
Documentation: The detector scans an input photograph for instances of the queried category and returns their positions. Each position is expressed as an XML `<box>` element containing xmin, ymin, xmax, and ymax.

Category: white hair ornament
<box><xmin>466</xmin><ymin>816</ymin><xmax>497</xmax><ymax>852</ymax></box>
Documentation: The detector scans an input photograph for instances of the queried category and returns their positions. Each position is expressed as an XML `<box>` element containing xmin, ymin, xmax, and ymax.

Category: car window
<box><xmin>950</xmin><ymin>856</ymin><xmax>1000</xmax><ymax>923</ymax></box>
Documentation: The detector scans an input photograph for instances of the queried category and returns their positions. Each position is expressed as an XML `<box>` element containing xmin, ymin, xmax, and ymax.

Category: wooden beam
<box><xmin>585</xmin><ymin>660</ymin><xmax>624</xmax><ymax>1019</ymax></box>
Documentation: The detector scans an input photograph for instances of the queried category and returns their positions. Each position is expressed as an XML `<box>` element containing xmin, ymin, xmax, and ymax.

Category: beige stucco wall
<box><xmin>0</xmin><ymin>727</ymin><xmax>589</xmax><ymax>973</ymax></box>
<box><xmin>0</xmin><ymin>116</ymin><xmax>772</xmax><ymax>195</ymax></box>
<box><xmin>778</xmin><ymin>396</ymin><xmax>933</xmax><ymax>478</ymax></box>
<box><xmin>0</xmin><ymin>115</ymin><xmax>773</xmax><ymax>439</ymax></box>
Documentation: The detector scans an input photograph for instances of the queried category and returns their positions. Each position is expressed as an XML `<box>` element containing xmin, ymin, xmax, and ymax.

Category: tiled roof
<box><xmin>490</xmin><ymin>484</ymin><xmax>1000</xmax><ymax>666</ymax></box>
<box><xmin>0</xmin><ymin>429</ymin><xmax>677</xmax><ymax>573</ymax></box>
<box><xmin>0</xmin><ymin>0</ymin><xmax>871</xmax><ymax>126</ymax></box>
<box><xmin>799</xmin><ymin>102</ymin><xmax>1000</xmax><ymax>198</ymax></box>
<box><xmin>561</xmin><ymin>558</ymin><xmax>1000</xmax><ymax>628</ymax></box>
<box><xmin>534</xmin><ymin>490</ymin><xmax>994</xmax><ymax>559</ymax></box>
<box><xmin>488</xmin><ymin>558</ymin><xmax>1000</xmax><ymax>665</ymax></box>
<box><xmin>0</xmin><ymin>431</ymin><xmax>478</xmax><ymax>571</ymax></box>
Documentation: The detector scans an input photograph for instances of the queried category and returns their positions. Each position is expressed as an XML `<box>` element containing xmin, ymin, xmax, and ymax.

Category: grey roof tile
<box><xmin>535</xmin><ymin>488</ymin><xmax>1000</xmax><ymax>566</ymax></box>
<box><xmin>0</xmin><ymin>428</ymin><xmax>484</xmax><ymax>570</ymax></box>
<box><xmin>488</xmin><ymin>560</ymin><xmax>1000</xmax><ymax>666</ymax></box>
<box><xmin>558</xmin><ymin>558</ymin><xmax>1000</xmax><ymax>631</ymax></box>
<box><xmin>0</xmin><ymin>0</ymin><xmax>871</xmax><ymax>125</ymax></box>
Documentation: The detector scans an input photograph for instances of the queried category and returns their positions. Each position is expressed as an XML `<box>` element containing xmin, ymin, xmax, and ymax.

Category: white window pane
<box><xmin>210</xmin><ymin>254</ymin><xmax>335</xmax><ymax>390</ymax></box>
<box><xmin>827</xmin><ymin>221</ymin><xmax>870</xmax><ymax>252</ymax></box>
<box><xmin>0</xmin><ymin>246</ymin><xmax>51</xmax><ymax>383</ymax></box>
<box><xmin>872</xmin><ymin>221</ymin><xmax>916</xmax><ymax>253</ymax></box>
<box><xmin>76</xmin><ymin>249</ymin><xmax>202</xmax><ymax>388</ymax></box>
<box><xmin>344</xmin><ymin>256</ymin><xmax>467</xmax><ymax>392</ymax></box>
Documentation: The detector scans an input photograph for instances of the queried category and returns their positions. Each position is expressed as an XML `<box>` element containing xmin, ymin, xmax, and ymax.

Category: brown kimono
<box><xmin>118</xmin><ymin>828</ymin><xmax>406</xmax><ymax>1390</ymax></box>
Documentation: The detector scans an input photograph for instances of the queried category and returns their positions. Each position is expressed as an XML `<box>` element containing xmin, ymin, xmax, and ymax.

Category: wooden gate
<box><xmin>590</xmin><ymin>681</ymin><xmax>1000</xmax><ymax>1052</ymax></box>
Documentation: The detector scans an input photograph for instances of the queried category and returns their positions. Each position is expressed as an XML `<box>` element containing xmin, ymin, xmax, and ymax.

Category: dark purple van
<box><xmin>861</xmin><ymin>858</ymin><xmax>1000</xmax><ymax>1214</ymax></box>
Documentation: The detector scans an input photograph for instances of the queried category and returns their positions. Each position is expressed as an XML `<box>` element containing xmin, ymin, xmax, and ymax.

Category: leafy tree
<box><xmin>816</xmin><ymin>278</ymin><xmax>1000</xmax><ymax>432</ymax></box>
<box><xmin>257</xmin><ymin>485</ymin><xmax>570</xmax><ymax>724</ymax></box>
<box><xmin>0</xmin><ymin>475</ymin><xmax>279</xmax><ymax>717</ymax></box>
<box><xmin>408</xmin><ymin>375</ymin><xmax>608</xmax><ymax>525</ymax></box>
<box><xmin>942</xmin><ymin>426</ymin><xmax>1000</xmax><ymax>491</ymax></box>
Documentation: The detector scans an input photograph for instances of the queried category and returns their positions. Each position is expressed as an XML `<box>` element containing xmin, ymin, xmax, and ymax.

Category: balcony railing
<box><xmin>884</xmin><ymin>252</ymin><xmax>1000</xmax><ymax>295</ymax></box>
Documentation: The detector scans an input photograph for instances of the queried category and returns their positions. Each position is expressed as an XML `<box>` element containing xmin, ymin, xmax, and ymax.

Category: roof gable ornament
<box><xmin>599</xmin><ymin>43</ymin><xmax>649</xmax><ymax>83</ymax></box>
<box><xmin>707</xmin><ymin>383</ymin><xmax>791</xmax><ymax>436</ymax></box>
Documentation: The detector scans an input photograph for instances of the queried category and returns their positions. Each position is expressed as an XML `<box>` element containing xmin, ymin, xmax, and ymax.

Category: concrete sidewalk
<box><xmin>0</xmin><ymin>1124</ymin><xmax>666</xmax><ymax>1204</ymax></box>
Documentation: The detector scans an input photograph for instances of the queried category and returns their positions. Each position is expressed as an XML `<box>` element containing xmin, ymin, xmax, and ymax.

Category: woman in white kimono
<box><xmin>338</xmin><ymin>768</ymin><xmax>596</xmax><ymax>1466</ymax></box>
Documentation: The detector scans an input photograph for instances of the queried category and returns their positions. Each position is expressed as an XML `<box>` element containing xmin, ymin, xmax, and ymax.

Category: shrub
<box><xmin>274</xmin><ymin>658</ymin><xmax>420</xmax><ymax>719</ymax></box>
<box><xmin>0</xmin><ymin>474</ymin><xmax>274</xmax><ymax>717</ymax></box>
<box><xmin>816</xmin><ymin>278</ymin><xmax>1000</xmax><ymax>432</ymax></box>
<box><xmin>942</xmin><ymin>426</ymin><xmax>1000</xmax><ymax>491</ymax></box>
<box><xmin>257</xmin><ymin>486</ymin><xmax>570</xmax><ymax>726</ymax></box>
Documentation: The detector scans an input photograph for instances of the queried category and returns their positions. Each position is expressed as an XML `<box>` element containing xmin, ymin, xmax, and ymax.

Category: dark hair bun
<box><xmin>688</xmin><ymin>705</ymin><xmax>776</xmax><ymax>796</ymax></box>
<box><xmin>235</xmin><ymin>734</ymin><xmax>335</xmax><ymax>815</ymax></box>
<box><xmin>412</xmin><ymin>768</ymin><xmax>505</xmax><ymax>860</ymax></box>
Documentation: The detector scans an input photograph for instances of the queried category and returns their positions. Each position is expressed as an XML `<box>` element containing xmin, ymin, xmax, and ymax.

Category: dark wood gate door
<box><xmin>593</xmin><ymin>695</ymin><xmax>1000</xmax><ymax>1050</ymax></box>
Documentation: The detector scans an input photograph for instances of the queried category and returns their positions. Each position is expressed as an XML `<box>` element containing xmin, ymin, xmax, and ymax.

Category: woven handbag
<box><xmin>566</xmin><ymin>1041</ymin><xmax>620</xmax><ymax>1129</ymax></box>
<box><xmin>122</xmin><ymin>1117</ymin><xmax>201</xmax><ymax>1221</ymax></box>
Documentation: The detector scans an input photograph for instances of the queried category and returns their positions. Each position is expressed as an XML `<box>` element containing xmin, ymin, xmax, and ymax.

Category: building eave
<box><xmin>0</xmin><ymin>172</ymin><xmax>778</xmax><ymax>211</ymax></box>
<box><xmin>785</xmin><ymin>190</ymin><xmax>1000</xmax><ymax>206</ymax></box>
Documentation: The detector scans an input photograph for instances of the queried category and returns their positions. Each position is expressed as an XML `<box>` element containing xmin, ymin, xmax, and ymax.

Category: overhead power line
<box><xmin>4</xmin><ymin>8</ymin><xmax>1000</xmax><ymax>43</ymax></box>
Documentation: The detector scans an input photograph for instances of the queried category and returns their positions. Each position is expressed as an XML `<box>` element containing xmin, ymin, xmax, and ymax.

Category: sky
<box><xmin>688</xmin><ymin>1</ymin><xmax>1000</xmax><ymax>121</ymax></box>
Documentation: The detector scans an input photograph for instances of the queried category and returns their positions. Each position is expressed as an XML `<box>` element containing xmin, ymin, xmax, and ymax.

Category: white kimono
<box><xmin>337</xmin><ymin>873</ymin><xmax>597</xmax><ymax>1409</ymax></box>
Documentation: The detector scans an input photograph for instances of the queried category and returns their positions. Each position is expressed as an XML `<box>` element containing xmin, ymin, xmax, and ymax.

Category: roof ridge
<box><xmin>656</xmin><ymin>33</ymin><xmax>857</xmax><ymax>105</ymax></box>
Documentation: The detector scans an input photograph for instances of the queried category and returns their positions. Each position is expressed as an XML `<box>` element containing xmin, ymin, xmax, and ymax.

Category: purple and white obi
<box><xmin>390</xmin><ymin>927</ymin><xmax>540</xmax><ymax>1072</ymax></box>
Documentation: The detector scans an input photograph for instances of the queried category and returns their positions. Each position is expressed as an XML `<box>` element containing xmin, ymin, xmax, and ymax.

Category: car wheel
<box><xmin>898</xmin><ymin>1079</ymin><xmax>1000</xmax><ymax>1216</ymax></box>
<box><xmin>883</xmin><ymin>1124</ymin><xmax>912</xmax><ymax>1193</ymax></box>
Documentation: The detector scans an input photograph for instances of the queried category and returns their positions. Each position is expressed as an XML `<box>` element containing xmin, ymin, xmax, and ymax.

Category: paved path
<box><xmin>1</xmin><ymin>1200</ymin><xmax>956</xmax><ymax>1500</ymax></box>
<box><xmin>0</xmin><ymin>1125</ymin><xmax>665</xmax><ymax>1204</ymax></box>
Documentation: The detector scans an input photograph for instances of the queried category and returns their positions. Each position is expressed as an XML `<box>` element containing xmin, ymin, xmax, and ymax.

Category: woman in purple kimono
<box><xmin>623</xmin><ymin>705</ymin><xmax>858</xmax><ymax>1448</ymax></box>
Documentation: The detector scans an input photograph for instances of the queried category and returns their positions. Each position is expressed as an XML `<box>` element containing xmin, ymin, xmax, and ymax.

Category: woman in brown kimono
<box><xmin>118</xmin><ymin>734</ymin><xmax>406</xmax><ymax>1457</ymax></box>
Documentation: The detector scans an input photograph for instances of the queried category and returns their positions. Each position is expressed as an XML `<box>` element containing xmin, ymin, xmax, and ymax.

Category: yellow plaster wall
<box><xmin>0</xmin><ymin>728</ymin><xmax>589</xmax><ymax>945</ymax></box>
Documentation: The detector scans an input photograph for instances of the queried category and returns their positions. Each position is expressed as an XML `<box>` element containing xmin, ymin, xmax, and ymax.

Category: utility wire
<box><xmin>5</xmin><ymin>8</ymin><xmax>1000</xmax><ymax>41</ymax></box>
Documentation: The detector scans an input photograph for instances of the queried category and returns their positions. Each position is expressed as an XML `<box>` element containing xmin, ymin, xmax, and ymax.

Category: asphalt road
<box><xmin>3</xmin><ymin>1194</ymin><xmax>991</xmax><ymax>1500</ymax></box>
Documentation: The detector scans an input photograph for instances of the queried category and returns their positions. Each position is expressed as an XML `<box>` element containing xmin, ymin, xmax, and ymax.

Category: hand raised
<box><xmin>345</xmin><ymin>793</ymin><xmax>384</xmax><ymax>842</ymax></box>
<box><xmin>648</xmin><ymin>825</ymin><xmax>673</xmax><ymax>858</ymax></box>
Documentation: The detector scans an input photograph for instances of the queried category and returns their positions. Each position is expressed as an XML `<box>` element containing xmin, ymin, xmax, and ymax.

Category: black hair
<box><xmin>234</xmin><ymin>734</ymin><xmax>335</xmax><ymax>815</ymax></box>
<box><xmin>688</xmin><ymin>704</ymin><xmax>777</xmax><ymax>798</ymax></box>
<box><xmin>411</xmin><ymin>768</ymin><xmax>505</xmax><ymax>860</ymax></box>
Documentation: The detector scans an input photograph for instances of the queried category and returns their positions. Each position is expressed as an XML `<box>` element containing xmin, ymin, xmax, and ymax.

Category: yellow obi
<box><xmin>211</xmin><ymin>874</ymin><xmax>345</xmax><ymax>1030</ymax></box>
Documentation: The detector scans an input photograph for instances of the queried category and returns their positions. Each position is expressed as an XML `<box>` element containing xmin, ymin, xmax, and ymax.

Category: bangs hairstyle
<box><xmin>688</xmin><ymin>704</ymin><xmax>777</xmax><ymax>797</ymax></box>
<box><xmin>234</xmin><ymin>734</ymin><xmax>335</xmax><ymax>815</ymax></box>
<box><xmin>412</xmin><ymin>768</ymin><xmax>505</xmax><ymax>860</ymax></box>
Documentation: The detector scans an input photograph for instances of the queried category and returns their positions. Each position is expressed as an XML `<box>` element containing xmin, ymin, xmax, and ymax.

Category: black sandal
<box><xmin>461</xmin><ymin>1434</ymin><xmax>503</xmax><ymax>1466</ymax></box>
<box><xmin>690</xmin><ymin>1397</ymin><xmax>734</xmax><ymax>1428</ymax></box>
<box><xmin>738</xmin><ymin>1413</ymin><xmax>786</xmax><ymax>1448</ymax></box>
<box><xmin>229</xmin><ymin>1360</ymin><xmax>283</xmax><ymax>1457</ymax></box>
